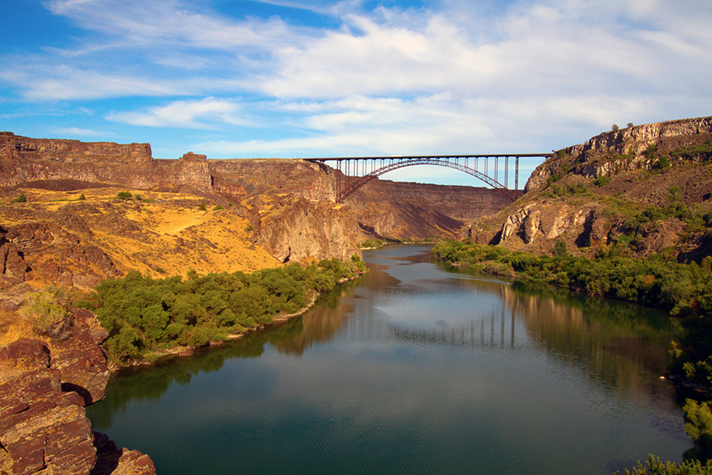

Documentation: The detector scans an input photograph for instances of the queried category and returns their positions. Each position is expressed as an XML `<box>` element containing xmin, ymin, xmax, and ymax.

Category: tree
<box><xmin>612</xmin><ymin>124</ymin><xmax>620</xmax><ymax>132</ymax></box>
<box><xmin>552</xmin><ymin>240</ymin><xmax>568</xmax><ymax>257</ymax></box>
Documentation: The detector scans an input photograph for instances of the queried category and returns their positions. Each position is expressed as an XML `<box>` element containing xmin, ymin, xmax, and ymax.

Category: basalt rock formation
<box><xmin>467</xmin><ymin>116</ymin><xmax>712</xmax><ymax>260</ymax></box>
<box><xmin>0</xmin><ymin>132</ymin><xmax>513</xmax><ymax>273</ymax></box>
<box><xmin>0</xmin><ymin>310</ymin><xmax>155</xmax><ymax>475</ymax></box>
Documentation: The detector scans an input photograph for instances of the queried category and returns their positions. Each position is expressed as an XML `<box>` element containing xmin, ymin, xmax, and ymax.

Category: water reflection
<box><xmin>87</xmin><ymin>245</ymin><xmax>690</xmax><ymax>475</ymax></box>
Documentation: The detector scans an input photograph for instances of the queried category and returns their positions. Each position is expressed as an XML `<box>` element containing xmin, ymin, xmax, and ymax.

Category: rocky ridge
<box><xmin>467</xmin><ymin>116</ymin><xmax>712</xmax><ymax>259</ymax></box>
<box><xmin>0</xmin><ymin>309</ymin><xmax>155</xmax><ymax>475</ymax></box>
<box><xmin>0</xmin><ymin>132</ymin><xmax>512</xmax><ymax>273</ymax></box>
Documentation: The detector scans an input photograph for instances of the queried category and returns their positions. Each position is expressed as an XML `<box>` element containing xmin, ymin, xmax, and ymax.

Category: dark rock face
<box><xmin>0</xmin><ymin>355</ymin><xmax>96</xmax><ymax>474</ymax></box>
<box><xmin>0</xmin><ymin>221</ymin><xmax>120</xmax><ymax>296</ymax></box>
<box><xmin>0</xmin><ymin>312</ymin><xmax>155</xmax><ymax>474</ymax></box>
<box><xmin>0</xmin><ymin>132</ymin><xmax>152</xmax><ymax>165</ymax></box>
<box><xmin>50</xmin><ymin>309</ymin><xmax>110</xmax><ymax>406</ymax></box>
<box><xmin>92</xmin><ymin>432</ymin><xmax>156</xmax><ymax>475</ymax></box>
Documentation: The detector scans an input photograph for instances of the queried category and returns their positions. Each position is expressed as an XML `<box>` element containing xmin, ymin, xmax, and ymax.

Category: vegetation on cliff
<box><xmin>74</xmin><ymin>257</ymin><xmax>366</xmax><ymax>364</ymax></box>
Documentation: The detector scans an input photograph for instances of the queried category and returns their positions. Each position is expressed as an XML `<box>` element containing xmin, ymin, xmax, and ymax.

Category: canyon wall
<box><xmin>471</xmin><ymin>116</ymin><xmax>712</xmax><ymax>259</ymax></box>
<box><xmin>0</xmin><ymin>309</ymin><xmax>156</xmax><ymax>475</ymax></box>
<box><xmin>0</xmin><ymin>132</ymin><xmax>514</xmax><ymax>263</ymax></box>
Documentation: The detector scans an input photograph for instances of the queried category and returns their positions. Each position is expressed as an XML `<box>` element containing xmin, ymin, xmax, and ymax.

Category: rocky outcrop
<box><xmin>0</xmin><ymin>220</ymin><xmax>120</xmax><ymax>295</ymax></box>
<box><xmin>0</xmin><ymin>132</ymin><xmax>152</xmax><ymax>165</ymax></box>
<box><xmin>473</xmin><ymin>116</ymin><xmax>712</xmax><ymax>260</ymax></box>
<box><xmin>526</xmin><ymin>116</ymin><xmax>712</xmax><ymax>194</ymax></box>
<box><xmin>1</xmin><ymin>132</ymin><xmax>515</xmax><ymax>265</ymax></box>
<box><xmin>257</xmin><ymin>198</ymin><xmax>363</xmax><ymax>262</ymax></box>
<box><xmin>0</xmin><ymin>312</ymin><xmax>155</xmax><ymax>475</ymax></box>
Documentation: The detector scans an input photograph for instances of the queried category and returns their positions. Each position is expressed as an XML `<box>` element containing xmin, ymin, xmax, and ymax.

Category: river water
<box><xmin>87</xmin><ymin>245</ymin><xmax>691</xmax><ymax>474</ymax></box>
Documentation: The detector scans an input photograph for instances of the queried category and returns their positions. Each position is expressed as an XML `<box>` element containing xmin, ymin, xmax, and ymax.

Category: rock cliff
<box><xmin>0</xmin><ymin>310</ymin><xmax>155</xmax><ymax>475</ymax></box>
<box><xmin>0</xmin><ymin>132</ymin><xmax>513</xmax><ymax>269</ymax></box>
<box><xmin>468</xmin><ymin>116</ymin><xmax>712</xmax><ymax>260</ymax></box>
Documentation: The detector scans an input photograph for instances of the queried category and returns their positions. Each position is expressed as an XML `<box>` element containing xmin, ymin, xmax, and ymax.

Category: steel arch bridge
<box><xmin>306</xmin><ymin>154</ymin><xmax>551</xmax><ymax>203</ymax></box>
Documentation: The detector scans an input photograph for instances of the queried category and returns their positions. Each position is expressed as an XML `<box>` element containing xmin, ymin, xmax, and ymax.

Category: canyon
<box><xmin>0</xmin><ymin>131</ymin><xmax>511</xmax><ymax>299</ymax></box>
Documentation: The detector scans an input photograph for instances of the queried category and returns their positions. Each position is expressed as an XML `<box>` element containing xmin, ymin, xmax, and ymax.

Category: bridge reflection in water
<box><xmin>306</xmin><ymin>153</ymin><xmax>551</xmax><ymax>203</ymax></box>
<box><xmin>388</xmin><ymin>306</ymin><xmax>517</xmax><ymax>348</ymax></box>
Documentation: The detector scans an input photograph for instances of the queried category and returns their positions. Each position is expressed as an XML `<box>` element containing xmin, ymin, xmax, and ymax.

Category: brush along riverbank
<box><xmin>72</xmin><ymin>256</ymin><xmax>368</xmax><ymax>368</ymax></box>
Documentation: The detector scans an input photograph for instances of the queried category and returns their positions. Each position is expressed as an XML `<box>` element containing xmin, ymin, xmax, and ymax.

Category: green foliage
<box><xmin>654</xmin><ymin>156</ymin><xmax>670</xmax><ymax>170</ymax></box>
<box><xmin>10</xmin><ymin>193</ymin><xmax>27</xmax><ymax>203</ymax></box>
<box><xmin>213</xmin><ymin>205</ymin><xmax>224</xmax><ymax>211</ymax></box>
<box><xmin>20</xmin><ymin>286</ymin><xmax>70</xmax><ymax>337</ymax></box>
<box><xmin>612</xmin><ymin>454</ymin><xmax>712</xmax><ymax>474</ymax></box>
<box><xmin>135</xmin><ymin>194</ymin><xmax>142</xmax><ymax>201</ymax></box>
<box><xmin>358</xmin><ymin>239</ymin><xmax>384</xmax><ymax>249</ymax></box>
<box><xmin>594</xmin><ymin>175</ymin><xmax>611</xmax><ymax>187</ymax></box>
<box><xmin>645</xmin><ymin>144</ymin><xmax>658</xmax><ymax>161</ymax></box>
<box><xmin>685</xmin><ymin>399</ymin><xmax>712</xmax><ymax>458</ymax></box>
<box><xmin>117</xmin><ymin>191</ymin><xmax>132</xmax><ymax>200</ymax></box>
<box><xmin>552</xmin><ymin>240</ymin><xmax>568</xmax><ymax>257</ymax></box>
<box><xmin>198</xmin><ymin>201</ymin><xmax>207</xmax><ymax>211</ymax></box>
<box><xmin>87</xmin><ymin>259</ymin><xmax>365</xmax><ymax>364</ymax></box>
<box><xmin>78</xmin><ymin>193</ymin><xmax>86</xmax><ymax>201</ymax></box>
<box><xmin>670</xmin><ymin>139</ymin><xmax>712</xmax><ymax>162</ymax></box>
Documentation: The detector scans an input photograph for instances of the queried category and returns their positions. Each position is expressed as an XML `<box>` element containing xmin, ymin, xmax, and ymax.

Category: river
<box><xmin>87</xmin><ymin>245</ymin><xmax>691</xmax><ymax>474</ymax></box>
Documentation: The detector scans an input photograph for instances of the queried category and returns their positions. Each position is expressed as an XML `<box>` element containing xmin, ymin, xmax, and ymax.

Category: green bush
<box><xmin>20</xmin><ymin>287</ymin><xmax>70</xmax><ymax>338</ymax></box>
<box><xmin>87</xmin><ymin>259</ymin><xmax>366</xmax><ymax>363</ymax></box>
<box><xmin>10</xmin><ymin>193</ymin><xmax>27</xmax><ymax>203</ymax></box>
<box><xmin>594</xmin><ymin>175</ymin><xmax>611</xmax><ymax>187</ymax></box>
<box><xmin>117</xmin><ymin>191</ymin><xmax>132</xmax><ymax>200</ymax></box>
<box><xmin>612</xmin><ymin>455</ymin><xmax>712</xmax><ymax>474</ymax></box>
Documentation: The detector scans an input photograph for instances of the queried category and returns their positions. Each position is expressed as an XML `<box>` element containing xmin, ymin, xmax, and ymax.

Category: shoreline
<box><xmin>113</xmin><ymin>271</ymin><xmax>366</xmax><ymax>371</ymax></box>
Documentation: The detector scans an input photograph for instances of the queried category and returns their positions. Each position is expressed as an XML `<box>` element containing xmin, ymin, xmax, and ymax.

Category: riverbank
<box><xmin>96</xmin><ymin>263</ymin><xmax>369</xmax><ymax>370</ymax></box>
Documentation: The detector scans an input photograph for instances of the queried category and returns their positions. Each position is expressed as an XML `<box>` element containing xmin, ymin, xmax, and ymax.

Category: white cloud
<box><xmin>106</xmin><ymin>97</ymin><xmax>250</xmax><ymax>128</ymax></box>
<box><xmin>0</xmin><ymin>0</ymin><xmax>710</xmax><ymax>169</ymax></box>
<box><xmin>50</xmin><ymin>126</ymin><xmax>111</xmax><ymax>137</ymax></box>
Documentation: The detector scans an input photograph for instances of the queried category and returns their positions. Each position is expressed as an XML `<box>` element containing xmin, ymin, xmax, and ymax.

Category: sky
<box><xmin>1</xmin><ymin>0</ymin><xmax>711</xmax><ymax>187</ymax></box>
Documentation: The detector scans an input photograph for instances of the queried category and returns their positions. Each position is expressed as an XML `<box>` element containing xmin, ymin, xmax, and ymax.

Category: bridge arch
<box><xmin>306</xmin><ymin>154</ymin><xmax>550</xmax><ymax>204</ymax></box>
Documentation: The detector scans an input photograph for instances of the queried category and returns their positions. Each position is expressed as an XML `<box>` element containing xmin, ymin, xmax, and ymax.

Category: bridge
<box><xmin>306</xmin><ymin>153</ymin><xmax>551</xmax><ymax>203</ymax></box>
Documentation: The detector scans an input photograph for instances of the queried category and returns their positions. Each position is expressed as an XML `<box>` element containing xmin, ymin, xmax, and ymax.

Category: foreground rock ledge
<box><xmin>0</xmin><ymin>321</ymin><xmax>156</xmax><ymax>474</ymax></box>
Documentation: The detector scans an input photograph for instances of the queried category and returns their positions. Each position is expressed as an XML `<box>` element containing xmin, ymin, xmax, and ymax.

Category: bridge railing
<box><xmin>306</xmin><ymin>153</ymin><xmax>551</xmax><ymax>203</ymax></box>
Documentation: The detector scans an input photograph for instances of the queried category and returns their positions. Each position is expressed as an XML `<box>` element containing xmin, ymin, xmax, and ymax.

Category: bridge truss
<box><xmin>306</xmin><ymin>154</ymin><xmax>551</xmax><ymax>203</ymax></box>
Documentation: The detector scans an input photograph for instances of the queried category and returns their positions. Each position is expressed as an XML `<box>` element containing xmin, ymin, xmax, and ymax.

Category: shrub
<box><xmin>20</xmin><ymin>287</ymin><xmax>71</xmax><ymax>339</ymax></box>
<box><xmin>78</xmin><ymin>193</ymin><xmax>86</xmax><ymax>201</ymax></box>
<box><xmin>198</xmin><ymin>202</ymin><xmax>207</xmax><ymax>211</ymax></box>
<box><xmin>10</xmin><ymin>194</ymin><xmax>27</xmax><ymax>203</ymax></box>
<box><xmin>612</xmin><ymin>455</ymin><xmax>712</xmax><ymax>474</ymax></box>
<box><xmin>611</xmin><ymin>124</ymin><xmax>619</xmax><ymax>132</ymax></box>
<box><xmin>213</xmin><ymin>205</ymin><xmax>224</xmax><ymax>211</ymax></box>
<box><xmin>552</xmin><ymin>240</ymin><xmax>568</xmax><ymax>257</ymax></box>
<box><xmin>117</xmin><ymin>191</ymin><xmax>132</xmax><ymax>200</ymax></box>
<box><xmin>594</xmin><ymin>175</ymin><xmax>611</xmax><ymax>187</ymax></box>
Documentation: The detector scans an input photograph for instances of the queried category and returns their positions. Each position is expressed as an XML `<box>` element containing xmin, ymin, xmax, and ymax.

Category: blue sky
<box><xmin>1</xmin><ymin>0</ymin><xmax>711</xmax><ymax>187</ymax></box>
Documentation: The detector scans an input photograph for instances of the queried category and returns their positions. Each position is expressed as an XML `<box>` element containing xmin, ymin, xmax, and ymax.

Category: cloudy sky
<box><xmin>1</xmin><ymin>0</ymin><xmax>711</xmax><ymax>186</ymax></box>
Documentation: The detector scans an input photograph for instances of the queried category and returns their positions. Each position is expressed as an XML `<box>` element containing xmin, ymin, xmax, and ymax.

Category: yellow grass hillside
<box><xmin>0</xmin><ymin>186</ymin><xmax>282</xmax><ymax>289</ymax></box>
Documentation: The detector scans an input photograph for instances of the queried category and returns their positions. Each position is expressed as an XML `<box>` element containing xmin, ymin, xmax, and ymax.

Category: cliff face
<box><xmin>471</xmin><ymin>116</ymin><xmax>712</xmax><ymax>260</ymax></box>
<box><xmin>526</xmin><ymin>116</ymin><xmax>712</xmax><ymax>193</ymax></box>
<box><xmin>0</xmin><ymin>309</ymin><xmax>155</xmax><ymax>475</ymax></box>
<box><xmin>0</xmin><ymin>132</ymin><xmax>513</xmax><ymax>269</ymax></box>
